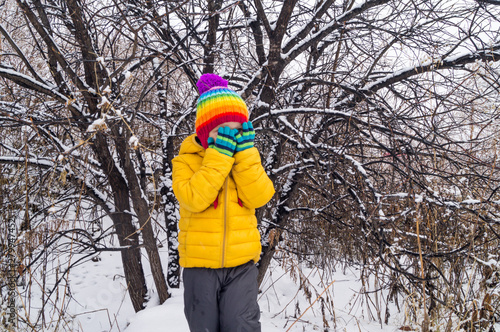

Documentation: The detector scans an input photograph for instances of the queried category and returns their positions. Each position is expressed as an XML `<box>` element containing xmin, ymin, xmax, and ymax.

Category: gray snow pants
<box><xmin>183</xmin><ymin>261</ymin><xmax>261</xmax><ymax>332</ymax></box>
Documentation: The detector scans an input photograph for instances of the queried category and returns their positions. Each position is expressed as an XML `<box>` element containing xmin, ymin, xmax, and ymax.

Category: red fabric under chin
<box><xmin>213</xmin><ymin>196</ymin><xmax>243</xmax><ymax>209</ymax></box>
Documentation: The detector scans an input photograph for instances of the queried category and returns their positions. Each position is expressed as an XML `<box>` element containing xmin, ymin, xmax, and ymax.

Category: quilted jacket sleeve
<box><xmin>232</xmin><ymin>147</ymin><xmax>275</xmax><ymax>208</ymax></box>
<box><xmin>172</xmin><ymin>148</ymin><xmax>234</xmax><ymax>212</ymax></box>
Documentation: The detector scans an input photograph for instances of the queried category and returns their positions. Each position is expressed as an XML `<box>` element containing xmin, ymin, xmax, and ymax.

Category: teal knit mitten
<box><xmin>235</xmin><ymin>121</ymin><xmax>255</xmax><ymax>152</ymax></box>
<box><xmin>207</xmin><ymin>126</ymin><xmax>239</xmax><ymax>157</ymax></box>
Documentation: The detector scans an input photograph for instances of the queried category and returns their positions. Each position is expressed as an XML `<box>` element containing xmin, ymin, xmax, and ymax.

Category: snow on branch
<box><xmin>0</xmin><ymin>155</ymin><xmax>55</xmax><ymax>169</ymax></box>
<box><xmin>280</xmin><ymin>0</ymin><xmax>335</xmax><ymax>54</ymax></box>
<box><xmin>271</xmin><ymin>159</ymin><xmax>315</xmax><ymax>174</ymax></box>
<box><xmin>267</xmin><ymin>105</ymin><xmax>446</xmax><ymax>156</ymax></box>
<box><xmin>362</xmin><ymin>43</ymin><xmax>500</xmax><ymax>93</ymax></box>
<box><xmin>79</xmin><ymin>174</ymin><xmax>115</xmax><ymax>213</ymax></box>
<box><xmin>270</xmin><ymin>107</ymin><xmax>352</xmax><ymax>118</ymax></box>
<box><xmin>16</xmin><ymin>0</ymin><xmax>87</xmax><ymax>91</ymax></box>
<box><xmin>0</xmin><ymin>65</ymin><xmax>82</xmax><ymax>114</ymax></box>
<box><xmin>281</xmin><ymin>0</ymin><xmax>391</xmax><ymax>62</ymax></box>
<box><xmin>0</xmin><ymin>155</ymin><xmax>114</xmax><ymax>213</ymax></box>
<box><xmin>0</xmin><ymin>23</ymin><xmax>45</xmax><ymax>83</ymax></box>
<box><xmin>343</xmin><ymin>154</ymin><xmax>379</xmax><ymax>204</ymax></box>
<box><xmin>476</xmin><ymin>0</ymin><xmax>500</xmax><ymax>4</ymax></box>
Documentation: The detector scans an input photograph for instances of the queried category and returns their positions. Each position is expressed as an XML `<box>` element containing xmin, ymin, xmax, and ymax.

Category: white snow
<box><xmin>125</xmin><ymin>289</ymin><xmax>189</xmax><ymax>332</ymax></box>
<box><xmin>91</xmin><ymin>258</ymin><xmax>403</xmax><ymax>332</ymax></box>
<box><xmin>12</xmin><ymin>226</ymin><xmax>409</xmax><ymax>332</ymax></box>
<box><xmin>0</xmin><ymin>156</ymin><xmax>53</xmax><ymax>168</ymax></box>
<box><xmin>281</xmin><ymin>0</ymin><xmax>369</xmax><ymax>61</ymax></box>
<box><xmin>47</xmin><ymin>206</ymin><xmax>58</xmax><ymax>214</ymax></box>
<box><xmin>255</xmin><ymin>100</ymin><xmax>270</xmax><ymax>108</ymax></box>
<box><xmin>129</xmin><ymin>135</ymin><xmax>139</xmax><ymax>148</ymax></box>
<box><xmin>87</xmin><ymin>118</ymin><xmax>107</xmax><ymax>132</ymax></box>
<box><xmin>103</xmin><ymin>86</ymin><xmax>112</xmax><ymax>94</ymax></box>
<box><xmin>362</xmin><ymin>43</ymin><xmax>500</xmax><ymax>92</ymax></box>
<box><xmin>0</xmin><ymin>66</ymin><xmax>82</xmax><ymax>112</ymax></box>
<box><xmin>97</xmin><ymin>96</ymin><xmax>110</xmax><ymax>109</ymax></box>
<box><xmin>461</xmin><ymin>198</ymin><xmax>481</xmax><ymax>205</ymax></box>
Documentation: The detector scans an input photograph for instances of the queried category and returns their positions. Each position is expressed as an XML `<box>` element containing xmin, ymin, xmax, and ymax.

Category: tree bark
<box><xmin>113</xmin><ymin>125</ymin><xmax>170</xmax><ymax>304</ymax></box>
<box><xmin>162</xmin><ymin>134</ymin><xmax>181</xmax><ymax>288</ymax></box>
<box><xmin>204</xmin><ymin>0</ymin><xmax>223</xmax><ymax>74</ymax></box>
<box><xmin>154</xmin><ymin>62</ymin><xmax>181</xmax><ymax>289</ymax></box>
<box><xmin>93</xmin><ymin>133</ymin><xmax>148</xmax><ymax>312</ymax></box>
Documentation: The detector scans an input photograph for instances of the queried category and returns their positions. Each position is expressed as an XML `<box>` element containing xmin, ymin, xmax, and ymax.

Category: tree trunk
<box><xmin>109</xmin><ymin>188</ymin><xmax>148</xmax><ymax>312</ymax></box>
<box><xmin>119</xmin><ymin>243</ymin><xmax>148</xmax><ymax>312</ymax></box>
<box><xmin>257</xmin><ymin>229</ymin><xmax>282</xmax><ymax>286</ymax></box>
<box><xmin>93</xmin><ymin>133</ymin><xmax>148</xmax><ymax>311</ymax></box>
<box><xmin>155</xmin><ymin>64</ymin><xmax>180</xmax><ymax>289</ymax></box>
<box><xmin>162</xmin><ymin>134</ymin><xmax>181</xmax><ymax>288</ymax></box>
<box><xmin>113</xmin><ymin>126</ymin><xmax>170</xmax><ymax>304</ymax></box>
<box><xmin>203</xmin><ymin>0</ymin><xmax>223</xmax><ymax>74</ymax></box>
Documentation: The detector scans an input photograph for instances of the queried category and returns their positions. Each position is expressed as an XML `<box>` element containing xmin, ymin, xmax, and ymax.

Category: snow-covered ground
<box><xmin>60</xmin><ymin>248</ymin><xmax>404</xmax><ymax>332</ymax></box>
<box><xmin>12</xmin><ymin>242</ymin><xmax>500</xmax><ymax>331</ymax></box>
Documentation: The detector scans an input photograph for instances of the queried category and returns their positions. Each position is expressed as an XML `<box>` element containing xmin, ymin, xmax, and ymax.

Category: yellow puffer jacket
<box><xmin>172</xmin><ymin>134</ymin><xmax>275</xmax><ymax>269</ymax></box>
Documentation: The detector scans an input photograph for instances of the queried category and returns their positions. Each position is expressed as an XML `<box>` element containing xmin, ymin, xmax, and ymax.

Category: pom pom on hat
<box><xmin>195</xmin><ymin>74</ymin><xmax>248</xmax><ymax>149</ymax></box>
<box><xmin>196</xmin><ymin>73</ymin><xmax>228</xmax><ymax>94</ymax></box>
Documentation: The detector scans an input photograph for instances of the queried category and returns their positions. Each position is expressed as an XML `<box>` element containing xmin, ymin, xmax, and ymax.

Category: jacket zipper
<box><xmin>221</xmin><ymin>177</ymin><xmax>229</xmax><ymax>268</ymax></box>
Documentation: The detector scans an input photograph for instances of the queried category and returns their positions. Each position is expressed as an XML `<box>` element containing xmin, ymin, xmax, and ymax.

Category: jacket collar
<box><xmin>179</xmin><ymin>134</ymin><xmax>205</xmax><ymax>157</ymax></box>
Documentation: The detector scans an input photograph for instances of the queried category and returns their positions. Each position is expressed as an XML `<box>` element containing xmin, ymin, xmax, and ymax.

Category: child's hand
<box><xmin>207</xmin><ymin>137</ymin><xmax>215</xmax><ymax>149</ymax></box>
<box><xmin>209</xmin><ymin>126</ymin><xmax>239</xmax><ymax>157</ymax></box>
<box><xmin>235</xmin><ymin>121</ymin><xmax>255</xmax><ymax>152</ymax></box>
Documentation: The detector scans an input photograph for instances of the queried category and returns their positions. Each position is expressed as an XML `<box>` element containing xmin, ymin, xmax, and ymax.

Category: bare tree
<box><xmin>0</xmin><ymin>0</ymin><xmax>173</xmax><ymax>313</ymax></box>
<box><xmin>1</xmin><ymin>0</ymin><xmax>500</xmax><ymax>329</ymax></box>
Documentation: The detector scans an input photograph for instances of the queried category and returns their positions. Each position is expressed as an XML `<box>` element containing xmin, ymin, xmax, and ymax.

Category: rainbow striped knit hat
<box><xmin>195</xmin><ymin>73</ymin><xmax>248</xmax><ymax>149</ymax></box>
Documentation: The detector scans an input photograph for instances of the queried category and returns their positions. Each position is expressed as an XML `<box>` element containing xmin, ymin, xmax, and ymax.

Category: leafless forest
<box><xmin>1</xmin><ymin>0</ymin><xmax>500</xmax><ymax>330</ymax></box>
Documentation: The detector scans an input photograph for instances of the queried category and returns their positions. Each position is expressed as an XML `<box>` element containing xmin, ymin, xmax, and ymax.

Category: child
<box><xmin>172</xmin><ymin>73</ymin><xmax>275</xmax><ymax>331</ymax></box>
